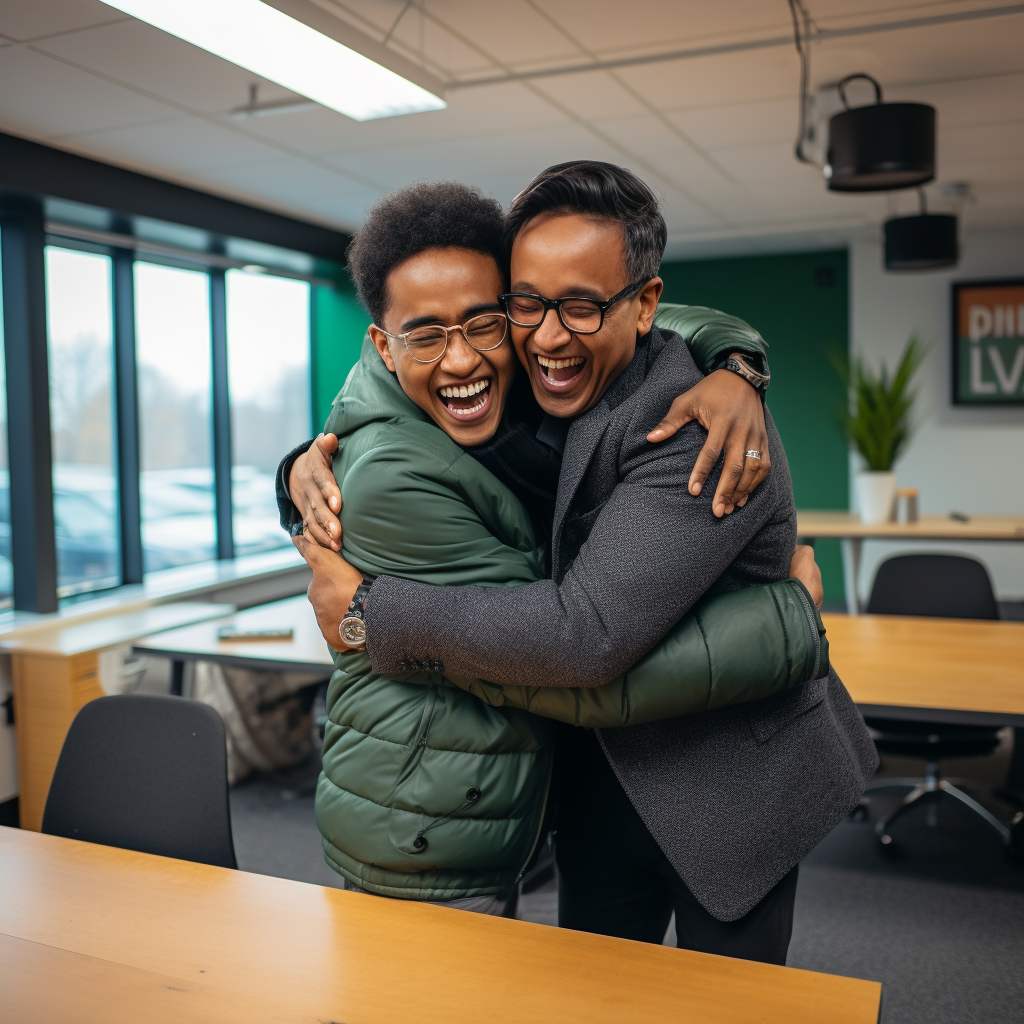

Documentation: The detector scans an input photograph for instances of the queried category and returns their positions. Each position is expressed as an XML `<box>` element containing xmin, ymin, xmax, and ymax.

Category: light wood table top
<box><xmin>135</xmin><ymin>594</ymin><xmax>334</xmax><ymax>673</ymax></box>
<box><xmin>0</xmin><ymin>602</ymin><xmax>235</xmax><ymax>657</ymax></box>
<box><xmin>797</xmin><ymin>510</ymin><xmax>1024</xmax><ymax>540</ymax></box>
<box><xmin>824</xmin><ymin>613</ymin><xmax>1024</xmax><ymax>726</ymax></box>
<box><xmin>0</xmin><ymin>827</ymin><xmax>881</xmax><ymax>1024</ymax></box>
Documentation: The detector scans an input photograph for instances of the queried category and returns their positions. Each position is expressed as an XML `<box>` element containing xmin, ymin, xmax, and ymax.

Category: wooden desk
<box><xmin>139</xmin><ymin>601</ymin><xmax>1024</xmax><ymax>729</ymax></box>
<box><xmin>0</xmin><ymin>827</ymin><xmax>881</xmax><ymax>1024</ymax></box>
<box><xmin>2</xmin><ymin>602</ymin><xmax>234</xmax><ymax>831</ymax></box>
<box><xmin>796</xmin><ymin>510</ymin><xmax>1024</xmax><ymax>614</ymax></box>
<box><xmin>135</xmin><ymin>594</ymin><xmax>333</xmax><ymax>677</ymax></box>
<box><xmin>823</xmin><ymin>613</ymin><xmax>1024</xmax><ymax>726</ymax></box>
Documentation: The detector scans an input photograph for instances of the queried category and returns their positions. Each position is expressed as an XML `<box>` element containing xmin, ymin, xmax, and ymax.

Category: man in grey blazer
<box><xmin>290</xmin><ymin>161</ymin><xmax>877</xmax><ymax>964</ymax></box>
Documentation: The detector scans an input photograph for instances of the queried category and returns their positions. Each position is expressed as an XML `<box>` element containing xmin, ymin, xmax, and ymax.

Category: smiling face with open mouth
<box><xmin>507</xmin><ymin>212</ymin><xmax>662</xmax><ymax>420</ymax></box>
<box><xmin>368</xmin><ymin>247</ymin><xmax>515</xmax><ymax>448</ymax></box>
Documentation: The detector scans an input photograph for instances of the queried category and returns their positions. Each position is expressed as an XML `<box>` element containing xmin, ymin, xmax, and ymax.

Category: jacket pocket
<box><xmin>746</xmin><ymin>677</ymin><xmax>826</xmax><ymax>744</ymax></box>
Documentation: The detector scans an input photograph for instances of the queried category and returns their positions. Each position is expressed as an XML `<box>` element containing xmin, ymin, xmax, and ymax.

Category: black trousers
<box><xmin>553</xmin><ymin>728</ymin><xmax>799</xmax><ymax>965</ymax></box>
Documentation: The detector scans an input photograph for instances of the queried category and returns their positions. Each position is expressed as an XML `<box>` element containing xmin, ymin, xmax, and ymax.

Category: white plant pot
<box><xmin>856</xmin><ymin>471</ymin><xmax>897</xmax><ymax>524</ymax></box>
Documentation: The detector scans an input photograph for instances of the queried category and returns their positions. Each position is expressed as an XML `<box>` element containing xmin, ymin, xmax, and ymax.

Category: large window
<box><xmin>134</xmin><ymin>262</ymin><xmax>216</xmax><ymax>574</ymax></box>
<box><xmin>45</xmin><ymin>246</ymin><xmax>119</xmax><ymax>597</ymax></box>
<box><xmin>0</xmin><ymin>231</ymin><xmax>9</xmax><ymax>608</ymax></box>
<box><xmin>226</xmin><ymin>269</ymin><xmax>311</xmax><ymax>556</ymax></box>
<box><xmin>0</xmin><ymin>200</ymin><xmax>332</xmax><ymax>611</ymax></box>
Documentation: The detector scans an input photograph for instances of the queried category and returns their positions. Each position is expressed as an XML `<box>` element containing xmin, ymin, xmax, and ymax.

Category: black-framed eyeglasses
<box><xmin>499</xmin><ymin>279</ymin><xmax>648</xmax><ymax>335</ymax></box>
<box><xmin>377</xmin><ymin>312</ymin><xmax>508</xmax><ymax>364</ymax></box>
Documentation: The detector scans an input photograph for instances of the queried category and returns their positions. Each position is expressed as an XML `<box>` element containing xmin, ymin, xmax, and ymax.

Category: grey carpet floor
<box><xmin>229</xmin><ymin>754</ymin><xmax>1024</xmax><ymax>1024</ymax></box>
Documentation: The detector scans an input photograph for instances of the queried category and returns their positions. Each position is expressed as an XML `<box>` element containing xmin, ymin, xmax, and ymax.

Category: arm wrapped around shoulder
<box><xmin>449</xmin><ymin>578</ymin><xmax>828</xmax><ymax>727</ymax></box>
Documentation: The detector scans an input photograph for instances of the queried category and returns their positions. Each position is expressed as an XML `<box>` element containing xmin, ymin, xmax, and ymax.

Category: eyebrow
<box><xmin>510</xmin><ymin>283</ymin><xmax>607</xmax><ymax>301</ymax></box>
<box><xmin>399</xmin><ymin>301</ymin><xmax>502</xmax><ymax>332</ymax></box>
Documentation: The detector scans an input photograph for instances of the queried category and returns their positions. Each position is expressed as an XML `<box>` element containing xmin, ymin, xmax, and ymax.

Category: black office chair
<box><xmin>863</xmin><ymin>554</ymin><xmax>1020</xmax><ymax>851</ymax></box>
<box><xmin>42</xmin><ymin>694</ymin><xmax>237</xmax><ymax>869</ymax></box>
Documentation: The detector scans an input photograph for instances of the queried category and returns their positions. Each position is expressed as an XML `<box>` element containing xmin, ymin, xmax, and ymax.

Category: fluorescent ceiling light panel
<box><xmin>97</xmin><ymin>0</ymin><xmax>446</xmax><ymax>121</ymax></box>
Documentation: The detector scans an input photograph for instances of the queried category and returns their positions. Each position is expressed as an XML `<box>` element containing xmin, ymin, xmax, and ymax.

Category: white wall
<box><xmin>849</xmin><ymin>226</ymin><xmax>1024</xmax><ymax>603</ymax></box>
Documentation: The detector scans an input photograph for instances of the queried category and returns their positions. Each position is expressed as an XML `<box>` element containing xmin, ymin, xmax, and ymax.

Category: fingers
<box><xmin>732</xmin><ymin>428</ymin><xmax>771</xmax><ymax>507</ymax></box>
<box><xmin>313</xmin><ymin>469</ymin><xmax>343</xmax><ymax>517</ymax></box>
<box><xmin>647</xmin><ymin>395</ymin><xmax>696</xmax><ymax>443</ymax></box>
<box><xmin>711</xmin><ymin>443</ymin><xmax>746</xmax><ymax>517</ymax></box>
<box><xmin>788</xmin><ymin>543</ymin><xmax>812</xmax><ymax>576</ymax></box>
<box><xmin>310</xmin><ymin>439</ymin><xmax>343</xmax><ymax>516</ymax></box>
<box><xmin>300</xmin><ymin>502</ymin><xmax>339</xmax><ymax>550</ymax></box>
<box><xmin>732</xmin><ymin>452</ymin><xmax>767</xmax><ymax>506</ymax></box>
<box><xmin>316</xmin><ymin>432</ymin><xmax>340</xmax><ymax>456</ymax></box>
<box><xmin>689</xmin><ymin>427</ymin><xmax>726</xmax><ymax>499</ymax></box>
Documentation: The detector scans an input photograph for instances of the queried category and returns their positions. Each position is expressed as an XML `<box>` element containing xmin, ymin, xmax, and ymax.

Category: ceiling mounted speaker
<box><xmin>825</xmin><ymin>75</ymin><xmax>935</xmax><ymax>192</ymax></box>
<box><xmin>884</xmin><ymin>213</ymin><xmax>958</xmax><ymax>271</ymax></box>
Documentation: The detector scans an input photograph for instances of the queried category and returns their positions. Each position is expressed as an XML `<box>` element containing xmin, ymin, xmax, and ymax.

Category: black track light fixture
<box><xmin>884</xmin><ymin>189</ymin><xmax>958</xmax><ymax>271</ymax></box>
<box><xmin>788</xmin><ymin>2</ymin><xmax>937</xmax><ymax>193</ymax></box>
<box><xmin>825</xmin><ymin>75</ymin><xmax>935</xmax><ymax>192</ymax></box>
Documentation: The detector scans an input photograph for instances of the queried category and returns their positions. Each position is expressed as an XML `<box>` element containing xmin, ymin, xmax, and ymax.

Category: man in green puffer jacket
<box><xmin>306</xmin><ymin>183</ymin><xmax>826</xmax><ymax>912</ymax></box>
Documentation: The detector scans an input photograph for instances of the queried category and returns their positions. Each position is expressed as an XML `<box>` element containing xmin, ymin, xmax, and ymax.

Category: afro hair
<box><xmin>346</xmin><ymin>181</ymin><xmax>508</xmax><ymax>326</ymax></box>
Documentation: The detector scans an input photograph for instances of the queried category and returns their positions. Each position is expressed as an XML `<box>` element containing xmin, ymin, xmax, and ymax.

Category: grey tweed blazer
<box><xmin>367</xmin><ymin>326</ymin><xmax>878</xmax><ymax>921</ymax></box>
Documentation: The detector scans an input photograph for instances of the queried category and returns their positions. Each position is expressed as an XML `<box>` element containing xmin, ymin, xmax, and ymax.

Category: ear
<box><xmin>368</xmin><ymin>325</ymin><xmax>398</xmax><ymax>373</ymax></box>
<box><xmin>636</xmin><ymin>277</ymin><xmax>664</xmax><ymax>335</ymax></box>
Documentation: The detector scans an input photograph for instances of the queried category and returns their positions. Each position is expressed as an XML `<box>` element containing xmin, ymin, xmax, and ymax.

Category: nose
<box><xmin>532</xmin><ymin>306</ymin><xmax>572</xmax><ymax>351</ymax></box>
<box><xmin>439</xmin><ymin>328</ymin><xmax>482</xmax><ymax>377</ymax></box>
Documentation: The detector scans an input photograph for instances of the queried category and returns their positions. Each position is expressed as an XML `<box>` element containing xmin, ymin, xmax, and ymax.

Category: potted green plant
<box><xmin>838</xmin><ymin>337</ymin><xmax>926</xmax><ymax>524</ymax></box>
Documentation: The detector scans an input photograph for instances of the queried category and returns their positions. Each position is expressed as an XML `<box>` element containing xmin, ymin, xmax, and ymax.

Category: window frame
<box><xmin>2</xmin><ymin>225</ymin><xmax>319</xmax><ymax>610</ymax></box>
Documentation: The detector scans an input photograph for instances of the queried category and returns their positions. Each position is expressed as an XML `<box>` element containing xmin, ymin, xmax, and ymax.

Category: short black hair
<box><xmin>347</xmin><ymin>181</ymin><xmax>507</xmax><ymax>325</ymax></box>
<box><xmin>504</xmin><ymin>160</ymin><xmax>667</xmax><ymax>283</ymax></box>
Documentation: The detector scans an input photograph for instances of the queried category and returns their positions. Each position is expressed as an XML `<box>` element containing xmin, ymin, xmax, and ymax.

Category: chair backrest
<box><xmin>42</xmin><ymin>694</ymin><xmax>236</xmax><ymax>869</ymax></box>
<box><xmin>866</xmin><ymin>554</ymin><xmax>999</xmax><ymax>620</ymax></box>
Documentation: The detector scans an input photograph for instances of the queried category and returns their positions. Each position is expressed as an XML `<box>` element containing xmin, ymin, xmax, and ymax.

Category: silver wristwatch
<box><xmin>339</xmin><ymin>576</ymin><xmax>373</xmax><ymax>651</ymax></box>
<box><xmin>723</xmin><ymin>352</ymin><xmax>771</xmax><ymax>396</ymax></box>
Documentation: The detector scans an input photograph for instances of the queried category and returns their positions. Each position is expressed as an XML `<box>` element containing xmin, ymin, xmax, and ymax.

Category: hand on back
<box><xmin>289</xmin><ymin>433</ymin><xmax>343</xmax><ymax>550</ymax></box>
<box><xmin>788</xmin><ymin>544</ymin><xmax>823</xmax><ymax>609</ymax></box>
<box><xmin>647</xmin><ymin>368</ymin><xmax>770</xmax><ymax>518</ymax></box>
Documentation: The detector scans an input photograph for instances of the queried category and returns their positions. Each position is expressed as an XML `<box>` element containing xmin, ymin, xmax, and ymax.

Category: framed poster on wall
<box><xmin>952</xmin><ymin>279</ymin><xmax>1024</xmax><ymax>404</ymax></box>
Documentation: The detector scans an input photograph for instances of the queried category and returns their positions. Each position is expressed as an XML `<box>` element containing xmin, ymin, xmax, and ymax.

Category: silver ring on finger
<box><xmin>744</xmin><ymin>450</ymin><xmax>763</xmax><ymax>460</ymax></box>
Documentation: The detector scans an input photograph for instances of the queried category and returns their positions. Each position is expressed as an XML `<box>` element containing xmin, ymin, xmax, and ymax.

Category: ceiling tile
<box><xmin>244</xmin><ymin>81</ymin><xmax>567</xmax><ymax>157</ymax></box>
<box><xmin>32</xmin><ymin>17</ymin><xmax>288</xmax><ymax>115</ymax></box>
<box><xmin>0</xmin><ymin>0</ymin><xmax>124</xmax><ymax>43</ymax></box>
<box><xmin>192</xmin><ymin>157</ymin><xmax>380</xmax><ymax>229</ymax></box>
<box><xmin>324</xmin><ymin>121</ymin><xmax>626</xmax><ymax>203</ymax></box>
<box><xmin>55</xmin><ymin>116</ymin><xmax>289</xmax><ymax>175</ymax></box>
<box><xmin>664</xmin><ymin>96</ymin><xmax>795</xmax><ymax>151</ymax></box>
<box><xmin>0</xmin><ymin>44</ymin><xmax>176</xmax><ymax>138</ymax></box>
<box><xmin>531</xmin><ymin>69</ymin><xmax>654</xmax><ymax>121</ymax></box>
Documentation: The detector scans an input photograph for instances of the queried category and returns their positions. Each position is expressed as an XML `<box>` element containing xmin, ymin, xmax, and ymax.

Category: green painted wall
<box><xmin>310</xmin><ymin>279</ymin><xmax>370</xmax><ymax>430</ymax></box>
<box><xmin>659</xmin><ymin>249</ymin><xmax>850</xmax><ymax>604</ymax></box>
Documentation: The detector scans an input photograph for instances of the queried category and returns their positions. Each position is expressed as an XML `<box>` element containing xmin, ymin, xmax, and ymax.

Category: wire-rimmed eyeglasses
<box><xmin>377</xmin><ymin>313</ymin><xmax>508</xmax><ymax>364</ymax></box>
<box><xmin>499</xmin><ymin>279</ymin><xmax>648</xmax><ymax>335</ymax></box>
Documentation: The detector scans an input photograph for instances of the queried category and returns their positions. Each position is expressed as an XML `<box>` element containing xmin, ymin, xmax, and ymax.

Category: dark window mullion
<box><xmin>0</xmin><ymin>196</ymin><xmax>58</xmax><ymax>612</ymax></box>
<box><xmin>112</xmin><ymin>249</ymin><xmax>143</xmax><ymax>584</ymax></box>
<box><xmin>209</xmin><ymin>268</ymin><xmax>233</xmax><ymax>560</ymax></box>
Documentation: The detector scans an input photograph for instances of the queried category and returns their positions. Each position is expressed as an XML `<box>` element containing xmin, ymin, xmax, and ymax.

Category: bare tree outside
<box><xmin>45</xmin><ymin>246</ymin><xmax>118</xmax><ymax>596</ymax></box>
<box><xmin>226</xmin><ymin>269</ymin><xmax>311</xmax><ymax>555</ymax></box>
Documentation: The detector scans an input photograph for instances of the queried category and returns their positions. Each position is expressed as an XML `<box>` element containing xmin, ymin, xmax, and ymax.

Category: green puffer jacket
<box><xmin>315</xmin><ymin>306</ymin><xmax>827</xmax><ymax>901</ymax></box>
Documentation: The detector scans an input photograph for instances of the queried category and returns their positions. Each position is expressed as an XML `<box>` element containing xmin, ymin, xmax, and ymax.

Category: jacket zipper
<box><xmin>514</xmin><ymin>756</ymin><xmax>553</xmax><ymax>885</ymax></box>
<box><xmin>395</xmin><ymin>686</ymin><xmax>438</xmax><ymax>787</ymax></box>
<box><xmin>790</xmin><ymin>580</ymin><xmax>821</xmax><ymax>680</ymax></box>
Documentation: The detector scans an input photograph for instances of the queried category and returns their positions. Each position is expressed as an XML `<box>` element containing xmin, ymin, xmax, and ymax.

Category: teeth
<box><xmin>536</xmin><ymin>356</ymin><xmax>586</xmax><ymax>370</ymax></box>
<box><xmin>449</xmin><ymin>398</ymin><xmax>487</xmax><ymax>417</ymax></box>
<box><xmin>439</xmin><ymin>379</ymin><xmax>490</xmax><ymax>399</ymax></box>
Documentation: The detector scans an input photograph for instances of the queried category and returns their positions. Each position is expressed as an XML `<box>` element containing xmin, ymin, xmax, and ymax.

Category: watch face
<box><xmin>340</xmin><ymin>617</ymin><xmax>367</xmax><ymax>647</ymax></box>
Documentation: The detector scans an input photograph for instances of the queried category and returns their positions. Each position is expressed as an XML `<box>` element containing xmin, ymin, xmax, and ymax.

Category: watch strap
<box><xmin>723</xmin><ymin>353</ymin><xmax>771</xmax><ymax>396</ymax></box>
